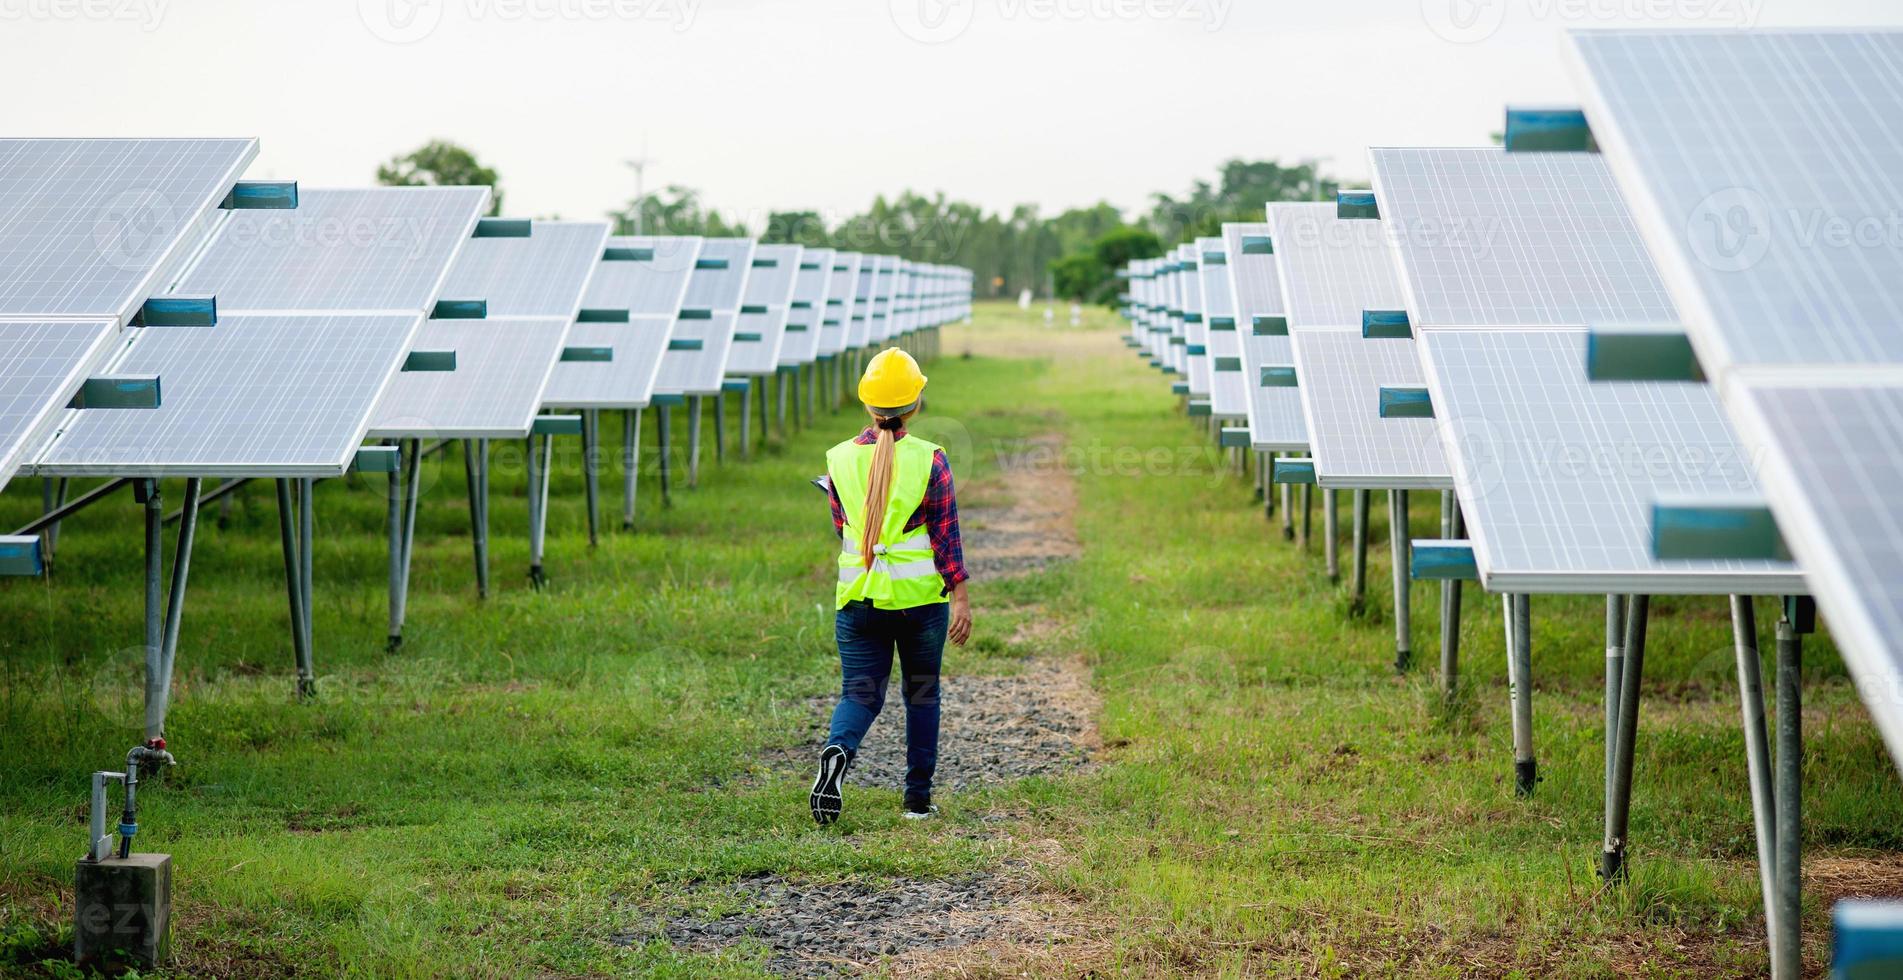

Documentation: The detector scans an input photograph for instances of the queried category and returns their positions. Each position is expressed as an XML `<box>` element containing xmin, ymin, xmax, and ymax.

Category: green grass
<box><xmin>2</xmin><ymin>303</ymin><xmax>1899</xmax><ymax>977</ymax></box>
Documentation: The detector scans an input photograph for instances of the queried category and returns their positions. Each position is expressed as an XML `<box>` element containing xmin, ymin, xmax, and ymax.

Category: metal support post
<box><xmin>1391</xmin><ymin>489</ymin><xmax>1411</xmax><ymax>671</ymax></box>
<box><xmin>1602</xmin><ymin>594</ymin><xmax>1649</xmax><ymax>882</ymax></box>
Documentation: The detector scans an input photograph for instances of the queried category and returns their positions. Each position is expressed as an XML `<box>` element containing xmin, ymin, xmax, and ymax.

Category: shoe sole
<box><xmin>810</xmin><ymin>748</ymin><xmax>846</xmax><ymax>826</ymax></box>
<box><xmin>903</xmin><ymin>806</ymin><xmax>938</xmax><ymax>821</ymax></box>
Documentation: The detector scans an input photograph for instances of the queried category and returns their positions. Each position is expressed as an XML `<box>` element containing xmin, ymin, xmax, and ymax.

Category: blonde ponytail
<box><xmin>857</xmin><ymin>409</ymin><xmax>914</xmax><ymax>568</ymax></box>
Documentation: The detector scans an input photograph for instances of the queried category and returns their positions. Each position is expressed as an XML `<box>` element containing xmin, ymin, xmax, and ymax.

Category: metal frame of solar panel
<box><xmin>545</xmin><ymin>235</ymin><xmax>700</xmax><ymax>411</ymax></box>
<box><xmin>654</xmin><ymin>237</ymin><xmax>754</xmax><ymax>399</ymax></box>
<box><xmin>1219</xmin><ymin>223</ymin><xmax>1308</xmax><ymax>453</ymax></box>
<box><xmin>1566</xmin><ymin>32</ymin><xmax>1903</xmax><ymax>975</ymax></box>
<box><xmin>1196</xmin><ymin>237</ymin><xmax>1246</xmax><ymax>420</ymax></box>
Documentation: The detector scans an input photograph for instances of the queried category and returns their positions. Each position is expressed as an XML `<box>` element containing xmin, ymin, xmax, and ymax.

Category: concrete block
<box><xmin>74</xmin><ymin>852</ymin><xmax>170</xmax><ymax>970</ymax></box>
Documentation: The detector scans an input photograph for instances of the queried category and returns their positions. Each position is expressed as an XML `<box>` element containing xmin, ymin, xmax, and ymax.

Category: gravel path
<box><xmin>639</xmin><ymin>875</ymin><xmax>1016</xmax><ymax>978</ymax></box>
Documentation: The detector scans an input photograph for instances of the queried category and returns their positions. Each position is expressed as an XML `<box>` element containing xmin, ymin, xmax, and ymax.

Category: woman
<box><xmin>810</xmin><ymin>347</ymin><xmax>973</xmax><ymax>825</ymax></box>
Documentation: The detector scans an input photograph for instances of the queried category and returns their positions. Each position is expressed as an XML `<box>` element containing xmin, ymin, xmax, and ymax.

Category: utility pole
<box><xmin>624</xmin><ymin>135</ymin><xmax>655</xmax><ymax>236</ymax></box>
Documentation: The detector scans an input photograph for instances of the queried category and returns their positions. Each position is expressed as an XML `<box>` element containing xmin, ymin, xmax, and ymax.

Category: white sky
<box><xmin>5</xmin><ymin>0</ymin><xmax>1899</xmax><ymax>224</ymax></box>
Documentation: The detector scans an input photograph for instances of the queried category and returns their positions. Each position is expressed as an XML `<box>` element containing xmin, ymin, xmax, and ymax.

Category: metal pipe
<box><xmin>689</xmin><ymin>395</ymin><xmax>704</xmax><ymax>487</ymax></box>
<box><xmin>163</xmin><ymin>477</ymin><xmax>247</xmax><ymax>525</ymax></box>
<box><xmin>13</xmin><ymin>477</ymin><xmax>130</xmax><ymax>537</ymax></box>
<box><xmin>385</xmin><ymin>441</ymin><xmax>404</xmax><ymax>646</ymax></box>
<box><xmin>141</xmin><ymin>481</ymin><xmax>163</xmax><ymax>741</ymax></box>
<box><xmin>778</xmin><ymin>369</ymin><xmax>790</xmax><ymax>435</ymax></box>
<box><xmin>464</xmin><ymin>440</ymin><xmax>489</xmax><ymax>598</ymax></box>
<box><xmin>276</xmin><ymin>479</ymin><xmax>314</xmax><ymax>699</ymax></box>
<box><xmin>392</xmin><ymin>441</ymin><xmax>420</xmax><ymax>647</ymax></box>
<box><xmin>528</xmin><ymin>432</ymin><xmax>550</xmax><ymax>589</ymax></box>
<box><xmin>1439</xmin><ymin>493</ymin><xmax>1462</xmax><ymax>700</ymax></box>
<box><xmin>1391</xmin><ymin>489</ymin><xmax>1411</xmax><ymax>672</ymax></box>
<box><xmin>1300</xmin><ymin>484</ymin><xmax>1313</xmax><ymax>549</ymax></box>
<box><xmin>657</xmin><ymin>403</ymin><xmax>672</xmax><ymax>507</ymax></box>
<box><xmin>1510</xmin><ymin>592</ymin><xmax>1535</xmax><ymax>795</ymax></box>
<box><xmin>1281</xmin><ymin>477</ymin><xmax>1294</xmax><ymax>541</ymax></box>
<box><xmin>117</xmin><ymin>742</ymin><xmax>173</xmax><ymax>860</ymax></box>
<box><xmin>715</xmin><ymin>389</ymin><xmax>728</xmax><ymax>464</ymax></box>
<box><xmin>1351</xmin><ymin>489</ymin><xmax>1368</xmax><ymax>610</ymax></box>
<box><xmin>299</xmin><ymin>478</ymin><xmax>313</xmax><ymax>656</ymax></box>
<box><xmin>1605</xmin><ymin>595</ymin><xmax>1627</xmax><ymax>802</ymax></box>
<box><xmin>1773</xmin><ymin>616</ymin><xmax>1802</xmax><ymax>980</ymax></box>
<box><xmin>1729</xmin><ymin>596</ymin><xmax>1780</xmax><ymax>950</ymax></box>
<box><xmin>759</xmin><ymin>371</ymin><xmax>771</xmax><ymax>445</ymax></box>
<box><xmin>1325</xmin><ymin>489</ymin><xmax>1339</xmax><ymax>581</ymax></box>
<box><xmin>154</xmin><ymin>477</ymin><xmax>201</xmax><ymax>741</ymax></box>
<box><xmin>583</xmin><ymin>409</ymin><xmax>600</xmax><ymax>548</ymax></box>
<box><xmin>622</xmin><ymin>409</ymin><xmax>640</xmax><ymax>531</ymax></box>
<box><xmin>1602</xmin><ymin>594</ymin><xmax>1649</xmax><ymax>882</ymax></box>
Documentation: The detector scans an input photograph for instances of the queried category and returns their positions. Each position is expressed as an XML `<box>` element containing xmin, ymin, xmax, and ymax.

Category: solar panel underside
<box><xmin>1731</xmin><ymin>378</ymin><xmax>1903</xmax><ymax>759</ymax></box>
<box><xmin>542</xmin><ymin>237</ymin><xmax>699</xmax><ymax>409</ymax></box>
<box><xmin>0</xmin><ymin>319</ymin><xmax>117</xmax><ymax>492</ymax></box>
<box><xmin>656</xmin><ymin>238</ymin><xmax>753</xmax><ymax>397</ymax></box>
<box><xmin>817</xmin><ymin>254</ymin><xmax>860</xmax><ymax>357</ymax></box>
<box><xmin>1569</xmin><ymin>29</ymin><xmax>1903</xmax><ymax>369</ymax></box>
<box><xmin>1567</xmin><ymin>28</ymin><xmax>1903</xmax><ymax>769</ymax></box>
<box><xmin>1292</xmin><ymin>328</ymin><xmax>1450</xmax><ymax>490</ymax></box>
<box><xmin>1221</xmin><ymin>225</ymin><xmax>1308</xmax><ymax>451</ymax></box>
<box><xmin>170</xmin><ymin>187</ymin><xmax>489</xmax><ymax>313</ymax></box>
<box><xmin>780</xmin><ymin>248</ymin><xmax>834</xmax><ymax>367</ymax></box>
<box><xmin>366</xmin><ymin>318</ymin><xmax>568</xmax><ymax>439</ymax></box>
<box><xmin>436</xmin><ymin>220</ymin><xmax>609</xmax><ymax>318</ymax></box>
<box><xmin>727</xmin><ymin>244</ymin><xmax>801</xmax><ymax>376</ymax></box>
<box><xmin>0</xmin><ymin>138</ymin><xmax>257</xmax><ymax>322</ymax></box>
<box><xmin>1421</xmin><ymin>328</ymin><xmax>1803</xmax><ymax>593</ymax></box>
<box><xmin>1369</xmin><ymin>147</ymin><xmax>1678</xmax><ymax>328</ymax></box>
<box><xmin>1199</xmin><ymin>239</ymin><xmax>1245</xmax><ymax>417</ymax></box>
<box><xmin>37</xmin><ymin>313</ymin><xmax>420</xmax><ymax>477</ymax></box>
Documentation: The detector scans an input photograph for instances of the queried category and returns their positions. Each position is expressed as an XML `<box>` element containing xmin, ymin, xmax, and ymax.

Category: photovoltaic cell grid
<box><xmin>1732</xmin><ymin>379</ymin><xmax>1903</xmax><ymax>760</ymax></box>
<box><xmin>544</xmin><ymin>236</ymin><xmax>700</xmax><ymax>409</ymax></box>
<box><xmin>727</xmin><ymin>243</ymin><xmax>801</xmax><ymax>376</ymax></box>
<box><xmin>1568</xmin><ymin>29</ymin><xmax>1903</xmax><ymax>369</ymax></box>
<box><xmin>0</xmin><ymin>138</ymin><xmax>257</xmax><ymax>321</ymax></box>
<box><xmin>37</xmin><ymin>313</ymin><xmax>421</xmax><ymax>478</ymax></box>
<box><xmin>870</xmin><ymin>256</ymin><xmax>900</xmax><ymax>344</ymax></box>
<box><xmin>1196</xmin><ymin>236</ymin><xmax>1242</xmax><ymax>415</ymax></box>
<box><xmin>847</xmin><ymin>258</ymin><xmax>879</xmax><ymax>349</ymax></box>
<box><xmin>1565</xmin><ymin>28</ymin><xmax>1903</xmax><ymax>769</ymax></box>
<box><xmin>368</xmin><ymin>318</ymin><xmax>570</xmax><ymax>439</ymax></box>
<box><xmin>817</xmin><ymin>253</ymin><xmax>862</xmax><ymax>357</ymax></box>
<box><xmin>170</xmin><ymin>187</ymin><xmax>490</xmax><ymax>313</ymax></box>
<box><xmin>435</xmin><ymin>220</ymin><xmax>609</xmax><ymax>318</ymax></box>
<box><xmin>656</xmin><ymin>238</ymin><xmax>755</xmax><ymax>397</ymax></box>
<box><xmin>780</xmin><ymin>247</ymin><xmax>835</xmax><ymax>367</ymax></box>
<box><xmin>1183</xmin><ymin>242</ymin><xmax>1212</xmax><ymax>398</ymax></box>
<box><xmin>1368</xmin><ymin>147</ymin><xmax>1678</xmax><ymax>329</ymax></box>
<box><xmin>1266</xmin><ymin>203</ymin><xmax>1409</xmax><ymax>329</ymax></box>
<box><xmin>1171</xmin><ymin>246</ymin><xmax>1194</xmax><ymax>374</ymax></box>
<box><xmin>1292</xmin><ymin>328</ymin><xmax>1450</xmax><ymax>490</ymax></box>
<box><xmin>0</xmin><ymin>319</ymin><xmax>117</xmax><ymax>492</ymax></box>
<box><xmin>1420</xmin><ymin>328</ymin><xmax>1803</xmax><ymax>593</ymax></box>
<box><xmin>1221</xmin><ymin>224</ymin><xmax>1308</xmax><ymax>451</ymax></box>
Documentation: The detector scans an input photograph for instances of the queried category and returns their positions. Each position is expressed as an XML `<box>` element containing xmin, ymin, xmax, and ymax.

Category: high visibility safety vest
<box><xmin>826</xmin><ymin>434</ymin><xmax>949</xmax><ymax>610</ymax></box>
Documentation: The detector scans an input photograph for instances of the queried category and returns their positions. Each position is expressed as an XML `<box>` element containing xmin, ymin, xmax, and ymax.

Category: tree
<box><xmin>762</xmin><ymin>210</ymin><xmax>829</xmax><ymax>246</ymax></box>
<box><xmin>609</xmin><ymin>185</ymin><xmax>750</xmax><ymax>238</ymax></box>
<box><xmin>1050</xmin><ymin>252</ymin><xmax>1105</xmax><ymax>303</ymax></box>
<box><xmin>377</xmin><ymin>140</ymin><xmax>504</xmax><ymax>216</ymax></box>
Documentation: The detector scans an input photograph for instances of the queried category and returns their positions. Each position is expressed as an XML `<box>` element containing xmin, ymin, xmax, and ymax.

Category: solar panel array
<box><xmin>779</xmin><ymin>247</ymin><xmax>835</xmax><ymax>368</ymax></box>
<box><xmin>817</xmin><ymin>252</ymin><xmax>863</xmax><ymax>358</ymax></box>
<box><xmin>0</xmin><ymin>320</ymin><xmax>118</xmax><ymax>492</ymax></box>
<box><xmin>1219</xmin><ymin>223</ymin><xmax>1308</xmax><ymax>451</ymax></box>
<box><xmin>1182</xmin><ymin>242</ymin><xmax>1211</xmax><ymax>400</ymax></box>
<box><xmin>846</xmin><ymin>256</ymin><xmax>879</xmax><ymax>349</ymax></box>
<box><xmin>1567</xmin><ymin>27</ymin><xmax>1903</xmax><ymax>768</ymax></box>
<box><xmin>656</xmin><ymin>237</ymin><xmax>755</xmax><ymax>397</ymax></box>
<box><xmin>545</xmin><ymin>235</ymin><xmax>701</xmax><ymax>409</ymax></box>
<box><xmin>1197</xmin><ymin>236</ymin><xmax>1246</xmax><ymax>419</ymax></box>
<box><xmin>435</xmin><ymin>220</ymin><xmax>609</xmax><ymax>318</ymax></box>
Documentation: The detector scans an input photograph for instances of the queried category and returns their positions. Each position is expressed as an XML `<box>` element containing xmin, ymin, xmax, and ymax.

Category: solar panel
<box><xmin>1196</xmin><ymin>236</ymin><xmax>1244</xmax><ymax>416</ymax></box>
<box><xmin>1568</xmin><ymin>29</ymin><xmax>1903</xmax><ymax>369</ymax></box>
<box><xmin>1265</xmin><ymin>203</ymin><xmax>1409</xmax><ymax>329</ymax></box>
<box><xmin>435</xmin><ymin>220</ymin><xmax>609</xmax><ymax>318</ymax></box>
<box><xmin>0</xmin><ymin>138</ymin><xmax>257</xmax><ymax>322</ymax></box>
<box><xmin>366</xmin><ymin>318</ymin><xmax>569</xmax><ymax>439</ymax></box>
<box><xmin>846</xmin><ymin>258</ymin><xmax>879</xmax><ymax>349</ymax></box>
<box><xmin>543</xmin><ymin>236</ymin><xmax>700</xmax><ymax>409</ymax></box>
<box><xmin>779</xmin><ymin>247</ymin><xmax>835</xmax><ymax>367</ymax></box>
<box><xmin>817</xmin><ymin>252</ymin><xmax>862</xmax><ymax>357</ymax></box>
<box><xmin>1183</xmin><ymin>243</ymin><xmax>1212</xmax><ymax>398</ymax></box>
<box><xmin>1291</xmin><ymin>328</ymin><xmax>1450</xmax><ymax>490</ymax></box>
<box><xmin>874</xmin><ymin>257</ymin><xmax>902</xmax><ymax>343</ymax></box>
<box><xmin>1730</xmin><ymin>378</ymin><xmax>1903</xmax><ymax>758</ymax></box>
<box><xmin>1221</xmin><ymin>224</ymin><xmax>1308</xmax><ymax>451</ymax></box>
<box><xmin>1368</xmin><ymin>146</ymin><xmax>1678</xmax><ymax>329</ymax></box>
<box><xmin>727</xmin><ymin>244</ymin><xmax>801</xmax><ymax>376</ymax></box>
<box><xmin>655</xmin><ymin>237</ymin><xmax>754</xmax><ymax>397</ymax></box>
<box><xmin>36</xmin><ymin>313</ymin><xmax>420</xmax><ymax>478</ymax></box>
<box><xmin>1419</xmin><ymin>327</ymin><xmax>1803</xmax><ymax>593</ymax></box>
<box><xmin>0</xmin><ymin>319</ymin><xmax>118</xmax><ymax>492</ymax></box>
<box><xmin>169</xmin><ymin>187</ymin><xmax>490</xmax><ymax>313</ymax></box>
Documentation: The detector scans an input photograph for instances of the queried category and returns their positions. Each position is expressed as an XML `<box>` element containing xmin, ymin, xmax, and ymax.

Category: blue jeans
<box><xmin>826</xmin><ymin>600</ymin><xmax>948</xmax><ymax>799</ymax></box>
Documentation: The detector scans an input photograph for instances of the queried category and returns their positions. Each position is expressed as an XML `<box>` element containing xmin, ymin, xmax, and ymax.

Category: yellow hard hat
<box><xmin>858</xmin><ymin>347</ymin><xmax>927</xmax><ymax>414</ymax></box>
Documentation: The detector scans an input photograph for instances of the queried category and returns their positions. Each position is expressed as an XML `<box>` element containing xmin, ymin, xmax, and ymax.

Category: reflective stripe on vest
<box><xmin>826</xmin><ymin>434</ymin><xmax>948</xmax><ymax>610</ymax></box>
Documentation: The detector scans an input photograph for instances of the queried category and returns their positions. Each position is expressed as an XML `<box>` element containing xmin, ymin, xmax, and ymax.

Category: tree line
<box><xmin>378</xmin><ymin>141</ymin><xmax>1339</xmax><ymax>306</ymax></box>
